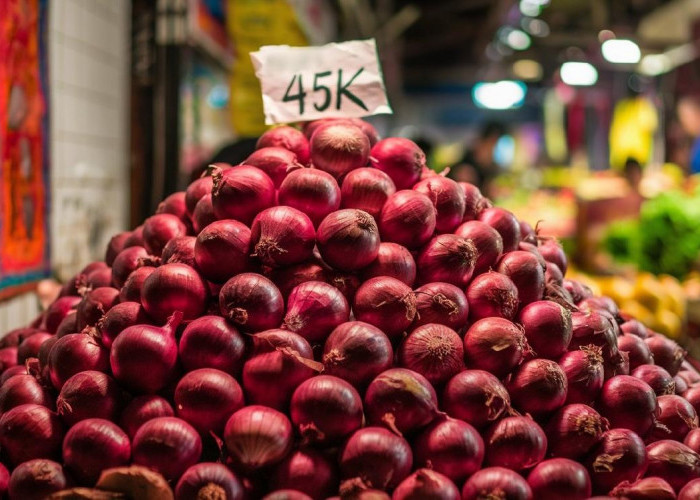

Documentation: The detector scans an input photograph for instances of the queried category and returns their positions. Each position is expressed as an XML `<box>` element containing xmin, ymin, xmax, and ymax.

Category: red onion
<box><xmin>98</xmin><ymin>301</ymin><xmax>151</xmax><ymax>349</ymax></box>
<box><xmin>497</xmin><ymin>250</ymin><xmax>545</xmax><ymax>306</ymax></box>
<box><xmin>558</xmin><ymin>346</ymin><xmax>605</xmax><ymax>405</ymax></box>
<box><xmin>378</xmin><ymin>190</ymin><xmax>436</xmax><ymax>249</ymax></box>
<box><xmin>0</xmin><ymin>374</ymin><xmax>53</xmax><ymax>414</ymax></box>
<box><xmin>132</xmin><ymin>417</ymin><xmax>202</xmax><ymax>481</ymax></box>
<box><xmin>309</xmin><ymin>123</ymin><xmax>370</xmax><ymax>179</ymax></box>
<box><xmin>545</xmin><ymin>404</ymin><xmax>609</xmax><ymax>459</ymax></box>
<box><xmin>219</xmin><ymin>273</ymin><xmax>284</xmax><ymax>332</ymax></box>
<box><xmin>413</xmin><ymin>417</ymin><xmax>484</xmax><ymax>484</ymax></box>
<box><xmin>178</xmin><ymin>315</ymin><xmax>245</xmax><ymax>375</ymax></box>
<box><xmin>681</xmin><ymin>367</ymin><xmax>700</xmax><ymax>385</ymax></box>
<box><xmin>0</xmin><ymin>404</ymin><xmax>64</xmax><ymax>465</ymax></box>
<box><xmin>507</xmin><ymin>358</ymin><xmax>568</xmax><ymax>416</ymax></box>
<box><xmin>442</xmin><ymin>370</ymin><xmax>511</xmax><ymax>428</ymax></box>
<box><xmin>83</xmin><ymin>266</ymin><xmax>114</xmax><ymax>290</ymax></box>
<box><xmin>110</xmin><ymin>312</ymin><xmax>181</xmax><ymax>393</ymax></box>
<box><xmin>586</xmin><ymin>428</ymin><xmax>648</xmax><ymax>494</ymax></box>
<box><xmin>466</xmin><ymin>271</ymin><xmax>519</xmax><ymax>322</ymax></box>
<box><xmin>416</xmin><ymin>234</ymin><xmax>476</xmax><ymax>287</ymax></box>
<box><xmin>538</xmin><ymin>239</ymin><xmax>568</xmax><ymax>275</ymax></box>
<box><xmin>398</xmin><ymin>324</ymin><xmax>464</xmax><ymax>386</ymax></box>
<box><xmin>619</xmin><ymin>334</ymin><xmax>654</xmax><ymax>371</ymax></box>
<box><xmin>244</xmin><ymin>146</ymin><xmax>302</xmax><ymax>188</ymax></box>
<box><xmin>339</xmin><ymin>427</ymin><xmax>413</xmax><ymax>490</ymax></box>
<box><xmin>484</xmin><ymin>416</ymin><xmax>547</xmax><ymax>470</ymax></box>
<box><xmin>8</xmin><ymin>459</ymin><xmax>67</xmax><ymax>500</ymax></box>
<box><xmin>55</xmin><ymin>311</ymin><xmax>77</xmax><ymax>337</ymax></box>
<box><xmin>76</xmin><ymin>286</ymin><xmax>120</xmax><ymax>330</ymax></box>
<box><xmin>63</xmin><ymin>418</ymin><xmax>131</xmax><ymax>484</ymax></box>
<box><xmin>251</xmin><ymin>206</ymin><xmax>316</xmax><ymax>268</ymax></box>
<box><xmin>685</xmin><ymin>387</ymin><xmax>700</xmax><ymax>418</ymax></box>
<box><xmin>258</xmin><ymin>126</ymin><xmax>310</xmax><ymax>165</ymax></box>
<box><xmin>563</xmin><ymin>279</ymin><xmax>593</xmax><ymax>304</ymax></box>
<box><xmin>361</xmin><ymin>242</ymin><xmax>416</xmax><ymax>286</ymax></box>
<box><xmin>142</xmin><ymin>213</ymin><xmax>187</xmax><ymax>256</ymax></box>
<box><xmin>0</xmin><ymin>347</ymin><xmax>17</xmax><ymax>374</ymax></box>
<box><xmin>632</xmin><ymin>365</ymin><xmax>676</xmax><ymax>397</ymax></box>
<box><xmin>459</xmin><ymin>182</ymin><xmax>489</xmax><ymax>222</ymax></box>
<box><xmin>268</xmin><ymin>260</ymin><xmax>327</xmax><ymax>297</ymax></box>
<box><xmin>569</xmin><ymin>311</ymin><xmax>620</xmax><ymax>365</ymax></box>
<box><xmin>353</xmin><ymin>277</ymin><xmax>417</xmax><ymax>340</ymax></box>
<box><xmin>369</xmin><ymin>137</ymin><xmax>425</xmax><ymax>189</ymax></box>
<box><xmin>186</xmin><ymin>176</ymin><xmax>214</xmax><ymax>216</ymax></box>
<box><xmin>646</xmin><ymin>440</ymin><xmax>700</xmax><ymax>492</ymax></box>
<box><xmin>119</xmin><ymin>265</ymin><xmax>155</xmax><ymax>303</ymax></box>
<box><xmin>317</xmin><ymin>209</ymin><xmax>380</xmax><ymax>271</ymax></box>
<box><xmin>123</xmin><ymin>225</ymin><xmax>145</xmax><ymax>247</ymax></box>
<box><xmin>105</xmin><ymin>231</ymin><xmax>131</xmax><ymax>266</ymax></box>
<box><xmin>454</xmin><ymin>220</ymin><xmax>504</xmax><ymax>274</ymax></box>
<box><xmin>686</xmin><ymin>428</ymin><xmax>700</xmax><ymax>454</ymax></box>
<box><xmin>463</xmin><ymin>317</ymin><xmax>527</xmax><ymax>378</ymax></box>
<box><xmin>413</xmin><ymin>282</ymin><xmax>468</xmax><ymax>331</ymax></box>
<box><xmin>322</xmin><ymin>321</ymin><xmax>394</xmax><ymax>389</ymax></box>
<box><xmin>364</xmin><ymin>368</ymin><xmax>438</xmax><ymax>435</ymax></box>
<box><xmin>599</xmin><ymin>375</ymin><xmax>659</xmax><ymax>437</ymax></box>
<box><xmin>156</xmin><ymin>191</ymin><xmax>189</xmax><ymax>224</ymax></box>
<box><xmin>649</xmin><ymin>394</ymin><xmax>698</xmax><ymax>443</ymax></box>
<box><xmin>284</xmin><ymin>281</ymin><xmax>349</xmax><ymax>342</ymax></box>
<box><xmin>479</xmin><ymin>207</ymin><xmax>521</xmax><ymax>252</ymax></box>
<box><xmin>192</xmin><ymin>194</ymin><xmax>216</xmax><ymax>233</ymax></box>
<box><xmin>161</xmin><ymin>236</ymin><xmax>196</xmax><ymax>267</ymax></box>
<box><xmin>45</xmin><ymin>296</ymin><xmax>81</xmax><ymax>334</ymax></box>
<box><xmin>141</xmin><ymin>263</ymin><xmax>208</xmax><ymax>322</ymax></box>
<box><xmin>622</xmin><ymin>319</ymin><xmax>650</xmax><ymax>339</ymax></box>
<box><xmin>263</xmin><ymin>490</ymin><xmax>312</xmax><ymax>500</ymax></box>
<box><xmin>527</xmin><ymin>458</ymin><xmax>591</xmax><ymax>500</ymax></box>
<box><xmin>413</xmin><ymin>176</ymin><xmax>466</xmax><ymax>233</ymax></box>
<box><xmin>392</xmin><ymin>469</ymin><xmax>460</xmax><ymax>500</ymax></box>
<box><xmin>610</xmin><ymin>477</ymin><xmax>676</xmax><ymax>500</ymax></box>
<box><xmin>174</xmin><ymin>368</ymin><xmax>244</xmax><ymax>435</ymax></box>
<box><xmin>340</xmin><ymin>167</ymin><xmax>396</xmax><ymax>219</ymax></box>
<box><xmin>545</xmin><ymin>261</ymin><xmax>564</xmax><ymax>286</ymax></box>
<box><xmin>48</xmin><ymin>333</ymin><xmax>109</xmax><ymax>390</ymax></box>
<box><xmin>278</xmin><ymin>168</ymin><xmax>342</xmax><ymax>227</ymax></box>
<box><xmin>272</xmin><ymin>448</ymin><xmax>337</xmax><ymax>500</ymax></box>
<box><xmin>676</xmin><ymin>374</ymin><xmax>689</xmax><ymax>395</ymax></box>
<box><xmin>17</xmin><ymin>332</ymin><xmax>52</xmax><ymax>364</ymax></box>
<box><xmin>211</xmin><ymin>165</ymin><xmax>275</xmax><ymax>225</ymax></box>
<box><xmin>461</xmin><ymin>467</ymin><xmax>532</xmax><ymax>500</ymax></box>
<box><xmin>679</xmin><ymin>477</ymin><xmax>700</xmax><ymax>499</ymax></box>
<box><xmin>646</xmin><ymin>335</ymin><xmax>685</xmax><ymax>376</ymax></box>
<box><xmin>326</xmin><ymin>270</ymin><xmax>362</xmax><ymax>302</ymax></box>
<box><xmin>0</xmin><ymin>365</ymin><xmax>26</xmax><ymax>385</ymax></box>
<box><xmin>194</xmin><ymin>219</ymin><xmax>251</xmax><ymax>283</ymax></box>
<box><xmin>520</xmin><ymin>219</ymin><xmax>537</xmax><ymax>244</ymax></box>
<box><xmin>175</xmin><ymin>462</ymin><xmax>244</xmax><ymax>500</ymax></box>
<box><xmin>519</xmin><ymin>301</ymin><xmax>572</xmax><ymax>359</ymax></box>
<box><xmin>290</xmin><ymin>375</ymin><xmax>363</xmax><ymax>445</ymax></box>
<box><xmin>119</xmin><ymin>395</ymin><xmax>175</xmax><ymax>439</ymax></box>
<box><xmin>224</xmin><ymin>405</ymin><xmax>293</xmax><ymax>472</ymax></box>
<box><xmin>57</xmin><ymin>371</ymin><xmax>122</xmax><ymax>426</ymax></box>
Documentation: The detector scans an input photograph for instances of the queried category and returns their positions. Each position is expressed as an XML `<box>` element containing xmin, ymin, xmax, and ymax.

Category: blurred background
<box><xmin>1</xmin><ymin>0</ymin><xmax>700</xmax><ymax>347</ymax></box>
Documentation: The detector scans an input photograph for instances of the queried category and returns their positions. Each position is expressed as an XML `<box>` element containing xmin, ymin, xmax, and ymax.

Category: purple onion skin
<box><xmin>175</xmin><ymin>462</ymin><xmax>244</xmax><ymax>500</ymax></box>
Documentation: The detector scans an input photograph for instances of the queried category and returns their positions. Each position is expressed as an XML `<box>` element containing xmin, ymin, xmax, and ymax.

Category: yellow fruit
<box><xmin>620</xmin><ymin>301</ymin><xmax>655</xmax><ymax>329</ymax></box>
<box><xmin>654</xmin><ymin>309</ymin><xmax>683</xmax><ymax>340</ymax></box>
<box><xmin>603</xmin><ymin>277</ymin><xmax>635</xmax><ymax>304</ymax></box>
<box><xmin>634</xmin><ymin>274</ymin><xmax>666</xmax><ymax>312</ymax></box>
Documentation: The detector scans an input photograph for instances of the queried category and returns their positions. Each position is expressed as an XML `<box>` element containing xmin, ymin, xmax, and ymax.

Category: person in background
<box><xmin>448</xmin><ymin>122</ymin><xmax>505</xmax><ymax>194</ymax></box>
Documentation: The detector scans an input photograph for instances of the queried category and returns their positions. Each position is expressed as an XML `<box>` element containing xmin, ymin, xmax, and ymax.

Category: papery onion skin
<box><xmin>271</xmin><ymin>448</ymin><xmax>337</xmax><ymax>500</ymax></box>
<box><xmin>569</xmin><ymin>311</ymin><xmax>620</xmax><ymax>366</ymax></box>
<box><xmin>361</xmin><ymin>242</ymin><xmax>416</xmax><ymax>286</ymax></box>
<box><xmin>45</xmin><ymin>296</ymin><xmax>81</xmax><ymax>334</ymax></box>
<box><xmin>16</xmin><ymin>332</ymin><xmax>51</xmax><ymax>366</ymax></box>
<box><xmin>0</xmin><ymin>374</ymin><xmax>54</xmax><ymax>414</ymax></box>
<box><xmin>119</xmin><ymin>395</ymin><xmax>175</xmax><ymax>439</ymax></box>
<box><xmin>185</xmin><ymin>175</ymin><xmax>214</xmax><ymax>216</ymax></box>
<box><xmin>278</xmin><ymin>168</ymin><xmax>342</xmax><ymax>227</ymax></box>
<box><xmin>284</xmin><ymin>281</ymin><xmax>350</xmax><ymax>343</ymax></box>
<box><xmin>558</xmin><ymin>345</ymin><xmax>605</xmax><ymax>405</ymax></box>
<box><xmin>317</xmin><ymin>209</ymin><xmax>380</xmax><ymax>271</ymax></box>
<box><xmin>98</xmin><ymin>301</ymin><xmax>152</xmax><ymax>349</ymax></box>
<box><xmin>585</xmin><ymin>428</ymin><xmax>648</xmax><ymax>494</ymax></box>
<box><xmin>263</xmin><ymin>490</ymin><xmax>313</xmax><ymax>500</ymax></box>
<box><xmin>459</xmin><ymin>182</ymin><xmax>490</xmax><ymax>222</ymax></box>
<box><xmin>442</xmin><ymin>370</ymin><xmax>511</xmax><ymax>428</ymax></box>
<box><xmin>464</xmin><ymin>317</ymin><xmax>527</xmax><ymax>379</ymax></box>
<box><xmin>412</xmin><ymin>282</ymin><xmax>468</xmax><ymax>331</ymax></box>
<box><xmin>132</xmin><ymin>417</ymin><xmax>202</xmax><ymax>481</ymax></box>
<box><xmin>269</xmin><ymin>260</ymin><xmax>328</xmax><ymax>297</ymax></box>
<box><xmin>322</xmin><ymin>321</ymin><xmax>394</xmax><ymax>390</ymax></box>
<box><xmin>76</xmin><ymin>287</ymin><xmax>120</xmax><ymax>331</ymax></box>
<box><xmin>598</xmin><ymin>375</ymin><xmax>660</xmax><ymax>438</ymax></box>
<box><xmin>507</xmin><ymin>358</ymin><xmax>568</xmax><ymax>416</ymax></box>
<box><xmin>0</xmin><ymin>403</ymin><xmax>64</xmax><ymax>466</ymax></box>
<box><xmin>413</xmin><ymin>176</ymin><xmax>466</xmax><ymax>233</ymax></box>
<box><xmin>192</xmin><ymin>194</ymin><xmax>216</xmax><ymax>234</ymax></box>
<box><xmin>646</xmin><ymin>335</ymin><xmax>685</xmax><ymax>376</ymax></box>
<box><xmin>175</xmin><ymin>462</ymin><xmax>244</xmax><ymax>500</ymax></box>
<box><xmin>340</xmin><ymin>167</ymin><xmax>396</xmax><ymax>219</ymax></box>
<box><xmin>250</xmin><ymin>206</ymin><xmax>316</xmax><ymax>268</ymax></box>
<box><xmin>161</xmin><ymin>236</ymin><xmax>196</xmax><ymax>267</ymax></box>
<box><xmin>141</xmin><ymin>263</ymin><xmax>208</xmax><ymax>322</ymax></box>
<box><xmin>398</xmin><ymin>324</ymin><xmax>465</xmax><ymax>387</ymax></box>
<box><xmin>484</xmin><ymin>416</ymin><xmax>547</xmax><ymax>471</ymax></box>
<box><xmin>56</xmin><ymin>371</ymin><xmax>122</xmax><ymax>426</ymax></box>
<box><xmin>497</xmin><ymin>250</ymin><xmax>546</xmax><ymax>307</ymax></box>
<box><xmin>461</xmin><ymin>467</ymin><xmax>533</xmax><ymax>500</ymax></box>
<box><xmin>392</xmin><ymin>468</ymin><xmax>460</xmax><ymax>500</ymax></box>
<box><xmin>339</xmin><ymin>427</ymin><xmax>413</xmax><ymax>490</ymax></box>
<box><xmin>370</xmin><ymin>137</ymin><xmax>425</xmax><ymax>190</ymax></box>
<box><xmin>519</xmin><ymin>300</ymin><xmax>573</xmax><ymax>360</ymax></box>
<box><xmin>413</xmin><ymin>417</ymin><xmax>484</xmax><ymax>484</ymax></box>
<box><xmin>632</xmin><ymin>364</ymin><xmax>676</xmax><ymax>397</ymax></box>
<box><xmin>219</xmin><ymin>273</ymin><xmax>284</xmax><ymax>332</ymax></box>
<box><xmin>610</xmin><ymin>477</ymin><xmax>676</xmax><ymax>500</ymax></box>
<box><xmin>48</xmin><ymin>333</ymin><xmax>110</xmax><ymax>390</ymax></box>
<box><xmin>119</xmin><ymin>266</ymin><xmax>155</xmax><ymax>303</ymax></box>
<box><xmin>378</xmin><ymin>190</ymin><xmax>436</xmax><ymax>249</ymax></box>
<box><xmin>244</xmin><ymin>146</ymin><xmax>302</xmax><ymax>188</ymax></box>
<box><xmin>538</xmin><ymin>239</ymin><xmax>568</xmax><ymax>275</ymax></box>
<box><xmin>645</xmin><ymin>439</ymin><xmax>700</xmax><ymax>492</ymax></box>
<box><xmin>545</xmin><ymin>404</ymin><xmax>609</xmax><ymax>459</ymax></box>
<box><xmin>258</xmin><ymin>126</ymin><xmax>310</xmax><ymax>165</ymax></box>
<box><xmin>310</xmin><ymin>123</ymin><xmax>370</xmax><ymax>179</ymax></box>
<box><xmin>194</xmin><ymin>219</ymin><xmax>252</xmax><ymax>283</ymax></box>
<box><xmin>679</xmin><ymin>477</ymin><xmax>700</xmax><ymax>500</ymax></box>
<box><xmin>467</xmin><ymin>271</ymin><xmax>519</xmax><ymax>322</ymax></box>
<box><xmin>454</xmin><ymin>220</ymin><xmax>504</xmax><ymax>274</ymax></box>
<box><xmin>649</xmin><ymin>394</ymin><xmax>698</xmax><ymax>443</ymax></box>
<box><xmin>105</xmin><ymin>232</ymin><xmax>131</xmax><ymax>267</ymax></box>
<box><xmin>353</xmin><ymin>277</ymin><xmax>417</xmax><ymax>340</ymax></box>
<box><xmin>211</xmin><ymin>165</ymin><xmax>276</xmax><ymax>225</ymax></box>
<box><xmin>142</xmin><ymin>213</ymin><xmax>188</xmax><ymax>257</ymax></box>
<box><xmin>416</xmin><ymin>234</ymin><xmax>477</xmax><ymax>287</ymax></box>
<box><xmin>527</xmin><ymin>458</ymin><xmax>591</xmax><ymax>500</ymax></box>
<box><xmin>224</xmin><ymin>405</ymin><xmax>293</xmax><ymax>473</ymax></box>
<box><xmin>8</xmin><ymin>459</ymin><xmax>68</xmax><ymax>500</ymax></box>
<box><xmin>619</xmin><ymin>334</ymin><xmax>654</xmax><ymax>371</ymax></box>
<box><xmin>178</xmin><ymin>315</ymin><xmax>246</xmax><ymax>375</ymax></box>
<box><xmin>479</xmin><ymin>207</ymin><xmax>521</xmax><ymax>252</ymax></box>
<box><xmin>622</xmin><ymin>319</ymin><xmax>650</xmax><ymax>339</ymax></box>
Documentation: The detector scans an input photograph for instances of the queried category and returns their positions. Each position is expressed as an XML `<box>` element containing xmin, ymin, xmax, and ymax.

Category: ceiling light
<box><xmin>522</xmin><ymin>18</ymin><xmax>550</xmax><ymax>37</ymax></box>
<box><xmin>506</xmin><ymin>29</ymin><xmax>531</xmax><ymax>50</ymax></box>
<box><xmin>601</xmin><ymin>39</ymin><xmax>641</xmax><ymax>64</ymax></box>
<box><xmin>512</xmin><ymin>59</ymin><xmax>542</xmax><ymax>81</ymax></box>
<box><xmin>560</xmin><ymin>62</ymin><xmax>598</xmax><ymax>86</ymax></box>
<box><xmin>519</xmin><ymin>0</ymin><xmax>541</xmax><ymax>17</ymax></box>
<box><xmin>639</xmin><ymin>54</ymin><xmax>671</xmax><ymax>76</ymax></box>
<box><xmin>472</xmin><ymin>81</ymin><xmax>527</xmax><ymax>110</ymax></box>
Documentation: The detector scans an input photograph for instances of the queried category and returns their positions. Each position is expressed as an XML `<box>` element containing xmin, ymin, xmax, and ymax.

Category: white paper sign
<box><xmin>250</xmin><ymin>39</ymin><xmax>393</xmax><ymax>124</ymax></box>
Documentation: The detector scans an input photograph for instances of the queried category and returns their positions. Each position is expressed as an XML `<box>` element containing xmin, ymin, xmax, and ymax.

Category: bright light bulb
<box><xmin>472</xmin><ymin>81</ymin><xmax>527</xmax><ymax>110</ymax></box>
<box><xmin>639</xmin><ymin>54</ymin><xmax>671</xmax><ymax>75</ymax></box>
<box><xmin>506</xmin><ymin>29</ymin><xmax>531</xmax><ymax>51</ymax></box>
<box><xmin>560</xmin><ymin>62</ymin><xmax>598</xmax><ymax>86</ymax></box>
<box><xmin>519</xmin><ymin>0</ymin><xmax>541</xmax><ymax>17</ymax></box>
<box><xmin>601</xmin><ymin>39</ymin><xmax>641</xmax><ymax>64</ymax></box>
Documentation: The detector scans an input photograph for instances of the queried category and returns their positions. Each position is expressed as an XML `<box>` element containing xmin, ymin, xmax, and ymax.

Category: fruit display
<box><xmin>1</xmin><ymin>117</ymin><xmax>700</xmax><ymax>499</ymax></box>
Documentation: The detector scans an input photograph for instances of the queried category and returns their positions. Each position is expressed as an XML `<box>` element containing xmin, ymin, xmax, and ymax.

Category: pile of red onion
<box><xmin>1</xmin><ymin>117</ymin><xmax>698</xmax><ymax>499</ymax></box>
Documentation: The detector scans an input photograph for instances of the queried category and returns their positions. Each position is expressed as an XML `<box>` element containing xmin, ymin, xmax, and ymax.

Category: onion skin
<box><xmin>185</xmin><ymin>175</ymin><xmax>213</xmax><ymax>216</ymax></box>
<box><xmin>224</xmin><ymin>405</ymin><xmax>293</xmax><ymax>473</ymax></box>
<box><xmin>370</xmin><ymin>137</ymin><xmax>425</xmax><ymax>190</ymax></box>
<box><xmin>679</xmin><ymin>477</ymin><xmax>700</xmax><ymax>499</ymax></box>
<box><xmin>244</xmin><ymin>146</ymin><xmax>302</xmax><ymax>188</ymax></box>
<box><xmin>598</xmin><ymin>375</ymin><xmax>660</xmax><ymax>437</ymax></box>
<box><xmin>632</xmin><ymin>365</ymin><xmax>676</xmax><ymax>397</ymax></box>
<box><xmin>398</xmin><ymin>324</ymin><xmax>465</xmax><ymax>387</ymax></box>
<box><xmin>48</xmin><ymin>333</ymin><xmax>110</xmax><ymax>390</ymax></box>
<box><xmin>269</xmin><ymin>260</ymin><xmax>327</xmax><ymax>297</ymax></box>
<box><xmin>142</xmin><ymin>213</ymin><xmax>187</xmax><ymax>256</ymax></box>
<box><xmin>141</xmin><ymin>263</ymin><xmax>209</xmax><ymax>322</ymax></box>
<box><xmin>454</xmin><ymin>220</ymin><xmax>504</xmax><ymax>274</ymax></box>
<box><xmin>76</xmin><ymin>287</ymin><xmax>120</xmax><ymax>331</ymax></box>
<box><xmin>192</xmin><ymin>194</ymin><xmax>216</xmax><ymax>233</ymax></box>
<box><xmin>55</xmin><ymin>311</ymin><xmax>78</xmax><ymax>338</ymax></box>
<box><xmin>645</xmin><ymin>440</ymin><xmax>700</xmax><ymax>492</ymax></box>
<box><xmin>463</xmin><ymin>317</ymin><xmax>527</xmax><ymax>378</ymax></box>
<box><xmin>585</xmin><ymin>428</ymin><xmax>648</xmax><ymax>494</ymax></box>
<box><xmin>156</xmin><ymin>191</ymin><xmax>189</xmax><ymax>224</ymax></box>
<box><xmin>392</xmin><ymin>468</ymin><xmax>460</xmax><ymax>500</ymax></box>
<box><xmin>538</xmin><ymin>239</ymin><xmax>568</xmax><ymax>275</ymax></box>
<box><xmin>0</xmin><ymin>374</ymin><xmax>54</xmax><ymax>414</ymax></box>
<box><xmin>45</xmin><ymin>296</ymin><xmax>81</xmax><ymax>334</ymax></box>
<box><xmin>361</xmin><ymin>242</ymin><xmax>416</xmax><ymax>286</ymax></box>
<box><xmin>119</xmin><ymin>266</ymin><xmax>155</xmax><ymax>303</ymax></box>
<box><xmin>378</xmin><ymin>190</ymin><xmax>436</xmax><ymax>249</ymax></box>
<box><xmin>569</xmin><ymin>311</ymin><xmax>620</xmax><ymax>366</ymax></box>
<box><xmin>527</xmin><ymin>458</ymin><xmax>591</xmax><ymax>500</ymax></box>
<box><xmin>132</xmin><ymin>417</ymin><xmax>202</xmax><ymax>481</ymax></box>
<box><xmin>649</xmin><ymin>394</ymin><xmax>698</xmax><ymax>443</ymax></box>
<box><xmin>309</xmin><ymin>123</ymin><xmax>370</xmax><ymax>179</ymax></box>
<box><xmin>278</xmin><ymin>168</ymin><xmax>342</xmax><ymax>228</ymax></box>
<box><xmin>62</xmin><ymin>418</ymin><xmax>131</xmax><ymax>485</ymax></box>
<box><xmin>317</xmin><ymin>209</ymin><xmax>380</xmax><ymax>271</ymax></box>
<box><xmin>611</xmin><ymin>477</ymin><xmax>676</xmax><ymax>500</ymax></box>
<box><xmin>322</xmin><ymin>321</ymin><xmax>394</xmax><ymax>390</ymax></box>
<box><xmin>194</xmin><ymin>219</ymin><xmax>252</xmax><ymax>283</ymax></box>
<box><xmin>258</xmin><ymin>126</ymin><xmax>310</xmax><ymax>165</ymax></box>
<box><xmin>413</xmin><ymin>176</ymin><xmax>466</xmax><ymax>233</ymax></box>
<box><xmin>558</xmin><ymin>346</ymin><xmax>605</xmax><ymax>405</ymax></box>
<box><xmin>519</xmin><ymin>301</ymin><xmax>572</xmax><ymax>360</ymax></box>
<box><xmin>271</xmin><ymin>448</ymin><xmax>337</xmax><ymax>500</ymax></box>
<box><xmin>507</xmin><ymin>358</ymin><xmax>568</xmax><ymax>416</ymax></box>
<box><xmin>545</xmin><ymin>404</ymin><xmax>609</xmax><ymax>459</ymax></box>
<box><xmin>0</xmin><ymin>365</ymin><xmax>27</xmax><ymax>385</ymax></box>
<box><xmin>119</xmin><ymin>395</ymin><xmax>175</xmax><ymax>439</ymax></box>
<box><xmin>497</xmin><ymin>250</ymin><xmax>545</xmax><ymax>307</ymax></box>
<box><xmin>484</xmin><ymin>416</ymin><xmax>548</xmax><ymax>471</ymax></box>
<box><xmin>0</xmin><ymin>403</ymin><xmax>64</xmax><ymax>466</ymax></box>
<box><xmin>219</xmin><ymin>273</ymin><xmax>284</xmax><ymax>332</ymax></box>
<box><xmin>263</xmin><ymin>490</ymin><xmax>313</xmax><ymax>500</ymax></box>
<box><xmin>57</xmin><ymin>371</ymin><xmax>122</xmax><ymax>426</ymax></box>
<box><xmin>251</xmin><ymin>206</ymin><xmax>316</xmax><ymax>267</ymax></box>
<box><xmin>412</xmin><ymin>282</ymin><xmax>468</xmax><ymax>331</ymax></box>
<box><xmin>466</xmin><ymin>271</ymin><xmax>519</xmax><ymax>322</ymax></box>
<box><xmin>479</xmin><ymin>207</ymin><xmax>521</xmax><ymax>252</ymax></box>
<box><xmin>340</xmin><ymin>167</ymin><xmax>396</xmax><ymax>219</ymax></box>
<box><xmin>619</xmin><ymin>334</ymin><xmax>654</xmax><ymax>371</ymax></box>
<box><xmin>8</xmin><ymin>459</ymin><xmax>68</xmax><ymax>500</ymax></box>
<box><xmin>621</xmin><ymin>319</ymin><xmax>650</xmax><ymax>339</ymax></box>
<box><xmin>416</xmin><ymin>234</ymin><xmax>476</xmax><ymax>287</ymax></box>
<box><xmin>646</xmin><ymin>335</ymin><xmax>685</xmax><ymax>376</ymax></box>
<box><xmin>284</xmin><ymin>281</ymin><xmax>350</xmax><ymax>343</ymax></box>
<box><xmin>413</xmin><ymin>417</ymin><xmax>484</xmax><ymax>484</ymax></box>
<box><xmin>461</xmin><ymin>466</ymin><xmax>533</xmax><ymax>500</ymax></box>
<box><xmin>353</xmin><ymin>277</ymin><xmax>417</xmax><ymax>340</ymax></box>
<box><xmin>98</xmin><ymin>301</ymin><xmax>152</xmax><ymax>349</ymax></box>
<box><xmin>178</xmin><ymin>315</ymin><xmax>246</xmax><ymax>375</ymax></box>
<box><xmin>175</xmin><ymin>462</ymin><xmax>243</xmax><ymax>500</ymax></box>
<box><xmin>105</xmin><ymin>232</ymin><xmax>131</xmax><ymax>267</ymax></box>
<box><xmin>458</xmin><ymin>182</ymin><xmax>488</xmax><ymax>222</ymax></box>
<box><xmin>339</xmin><ymin>427</ymin><xmax>413</xmax><ymax>490</ymax></box>
<box><xmin>212</xmin><ymin>165</ymin><xmax>276</xmax><ymax>225</ymax></box>
<box><xmin>442</xmin><ymin>370</ymin><xmax>511</xmax><ymax>428</ymax></box>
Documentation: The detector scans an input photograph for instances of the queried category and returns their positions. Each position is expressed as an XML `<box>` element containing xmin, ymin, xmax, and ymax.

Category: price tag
<box><xmin>250</xmin><ymin>39</ymin><xmax>392</xmax><ymax>124</ymax></box>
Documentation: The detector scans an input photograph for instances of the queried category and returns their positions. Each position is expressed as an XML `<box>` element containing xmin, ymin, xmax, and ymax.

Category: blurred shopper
<box><xmin>448</xmin><ymin>122</ymin><xmax>504</xmax><ymax>193</ymax></box>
